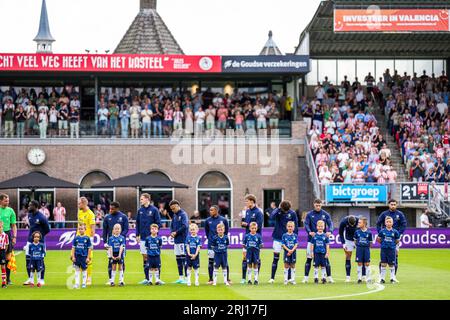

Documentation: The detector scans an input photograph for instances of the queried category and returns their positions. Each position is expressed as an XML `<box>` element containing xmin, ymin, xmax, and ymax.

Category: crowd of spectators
<box><xmin>0</xmin><ymin>86</ymin><xmax>289</xmax><ymax>139</ymax></box>
<box><xmin>306</xmin><ymin>70</ymin><xmax>399</xmax><ymax>184</ymax></box>
<box><xmin>384</xmin><ymin>70</ymin><xmax>450</xmax><ymax>182</ymax></box>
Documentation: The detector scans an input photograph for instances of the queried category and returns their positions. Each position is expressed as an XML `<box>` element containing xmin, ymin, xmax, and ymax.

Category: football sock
<box><xmin>284</xmin><ymin>268</ymin><xmax>289</xmax><ymax>282</ymax></box>
<box><xmin>242</xmin><ymin>260</ymin><xmax>247</xmax><ymax>280</ymax></box>
<box><xmin>37</xmin><ymin>271</ymin><xmax>42</xmax><ymax>282</ymax></box>
<box><xmin>314</xmin><ymin>267</ymin><xmax>319</xmax><ymax>279</ymax></box>
<box><xmin>119</xmin><ymin>270</ymin><xmax>124</xmax><ymax>283</ymax></box>
<box><xmin>362</xmin><ymin>265</ymin><xmax>366</xmax><ymax>276</ymax></box>
<box><xmin>321</xmin><ymin>267</ymin><xmax>327</xmax><ymax>279</ymax></box>
<box><xmin>187</xmin><ymin>269</ymin><xmax>192</xmax><ymax>283</ymax></box>
<box><xmin>41</xmin><ymin>262</ymin><xmax>45</xmax><ymax>280</ymax></box>
<box><xmin>254</xmin><ymin>268</ymin><xmax>259</xmax><ymax>282</ymax></box>
<box><xmin>305</xmin><ymin>258</ymin><xmax>312</xmax><ymax>276</ymax></box>
<box><xmin>223</xmin><ymin>270</ymin><xmax>228</xmax><ymax>283</ymax></box>
<box><xmin>366</xmin><ymin>266</ymin><xmax>371</xmax><ymax>280</ymax></box>
<box><xmin>227</xmin><ymin>265</ymin><xmax>230</xmax><ymax>282</ymax></box>
<box><xmin>395</xmin><ymin>256</ymin><xmax>398</xmax><ymax>275</ymax></box>
<box><xmin>149</xmin><ymin>271</ymin><xmax>154</xmax><ymax>283</ymax></box>
<box><xmin>390</xmin><ymin>266</ymin><xmax>396</xmax><ymax>280</ymax></box>
<box><xmin>144</xmin><ymin>261</ymin><xmax>149</xmax><ymax>280</ymax></box>
<box><xmin>270</xmin><ymin>252</ymin><xmax>280</xmax><ymax>279</ymax></box>
<box><xmin>176</xmin><ymin>256</ymin><xmax>184</xmax><ymax>277</ymax></box>
<box><xmin>155</xmin><ymin>270</ymin><xmax>160</xmax><ymax>282</ymax></box>
<box><xmin>5</xmin><ymin>261</ymin><xmax>10</xmax><ymax>282</ymax></box>
<box><xmin>208</xmin><ymin>258</ymin><xmax>214</xmax><ymax>281</ymax></box>
<box><xmin>26</xmin><ymin>256</ymin><xmax>31</xmax><ymax>278</ymax></box>
<box><xmin>379</xmin><ymin>262</ymin><xmax>382</xmax><ymax>273</ymax></box>
<box><xmin>74</xmin><ymin>268</ymin><xmax>80</xmax><ymax>287</ymax></box>
<box><xmin>345</xmin><ymin>260</ymin><xmax>351</xmax><ymax>277</ymax></box>
<box><xmin>357</xmin><ymin>265</ymin><xmax>362</xmax><ymax>280</ymax></box>
<box><xmin>325</xmin><ymin>259</ymin><xmax>331</xmax><ymax>276</ymax></box>
<box><xmin>246</xmin><ymin>266</ymin><xmax>252</xmax><ymax>281</ymax></box>
<box><xmin>213</xmin><ymin>269</ymin><xmax>218</xmax><ymax>284</ymax></box>
<box><xmin>194</xmin><ymin>269</ymin><xmax>199</xmax><ymax>282</ymax></box>
<box><xmin>380</xmin><ymin>266</ymin><xmax>386</xmax><ymax>280</ymax></box>
<box><xmin>1</xmin><ymin>266</ymin><xmax>6</xmax><ymax>284</ymax></box>
<box><xmin>30</xmin><ymin>271</ymin><xmax>35</xmax><ymax>283</ymax></box>
<box><xmin>288</xmin><ymin>268</ymin><xmax>292</xmax><ymax>280</ymax></box>
<box><xmin>111</xmin><ymin>270</ymin><xmax>116</xmax><ymax>283</ymax></box>
<box><xmin>82</xmin><ymin>270</ymin><xmax>87</xmax><ymax>285</ymax></box>
<box><xmin>291</xmin><ymin>268</ymin><xmax>296</xmax><ymax>281</ymax></box>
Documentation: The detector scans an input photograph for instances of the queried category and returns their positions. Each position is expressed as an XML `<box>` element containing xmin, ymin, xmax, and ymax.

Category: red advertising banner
<box><xmin>334</xmin><ymin>9</ymin><xmax>450</xmax><ymax>32</ymax></box>
<box><xmin>0</xmin><ymin>54</ymin><xmax>222</xmax><ymax>73</ymax></box>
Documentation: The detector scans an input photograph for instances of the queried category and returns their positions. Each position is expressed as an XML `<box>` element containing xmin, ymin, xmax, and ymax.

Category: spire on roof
<box><xmin>141</xmin><ymin>0</ymin><xmax>157</xmax><ymax>10</ymax></box>
<box><xmin>34</xmin><ymin>0</ymin><xmax>55</xmax><ymax>53</ymax></box>
<box><xmin>259</xmin><ymin>30</ymin><xmax>283</xmax><ymax>56</ymax></box>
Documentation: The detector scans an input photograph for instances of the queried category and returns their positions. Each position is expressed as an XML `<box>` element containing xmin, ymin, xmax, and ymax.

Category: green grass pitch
<box><xmin>2</xmin><ymin>249</ymin><xmax>449</xmax><ymax>300</ymax></box>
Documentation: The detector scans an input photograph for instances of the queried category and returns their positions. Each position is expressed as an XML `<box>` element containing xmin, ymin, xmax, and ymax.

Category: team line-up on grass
<box><xmin>0</xmin><ymin>193</ymin><xmax>407</xmax><ymax>289</ymax></box>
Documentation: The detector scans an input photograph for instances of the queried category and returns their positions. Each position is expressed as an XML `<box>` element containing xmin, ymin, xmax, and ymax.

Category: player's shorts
<box><xmin>147</xmin><ymin>256</ymin><xmax>161</xmax><ymax>269</ymax></box>
<box><xmin>380</xmin><ymin>248</ymin><xmax>396</xmax><ymax>265</ymax></box>
<box><xmin>284</xmin><ymin>250</ymin><xmax>297</xmax><ymax>264</ymax></box>
<box><xmin>0</xmin><ymin>249</ymin><xmax>6</xmax><ymax>265</ymax></box>
<box><xmin>5</xmin><ymin>231</ymin><xmax>13</xmax><ymax>254</ymax></box>
<box><xmin>74</xmin><ymin>255</ymin><xmax>88</xmax><ymax>270</ymax></box>
<box><xmin>140</xmin><ymin>241</ymin><xmax>147</xmax><ymax>255</ymax></box>
<box><xmin>30</xmin><ymin>259</ymin><xmax>44</xmax><ymax>272</ymax></box>
<box><xmin>214</xmin><ymin>252</ymin><xmax>228</xmax><ymax>269</ymax></box>
<box><xmin>306</xmin><ymin>242</ymin><xmax>313</xmax><ymax>258</ymax></box>
<box><xmin>313</xmin><ymin>253</ymin><xmax>327</xmax><ymax>267</ymax></box>
<box><xmin>355</xmin><ymin>246</ymin><xmax>370</xmax><ymax>264</ymax></box>
<box><xmin>344</xmin><ymin>240</ymin><xmax>355</xmax><ymax>252</ymax></box>
<box><xmin>272</xmin><ymin>240</ymin><xmax>282</xmax><ymax>253</ymax></box>
<box><xmin>174</xmin><ymin>243</ymin><xmax>185</xmax><ymax>256</ymax></box>
<box><xmin>186</xmin><ymin>256</ymin><xmax>200</xmax><ymax>269</ymax></box>
<box><xmin>207</xmin><ymin>249</ymin><xmax>215</xmax><ymax>259</ymax></box>
<box><xmin>110</xmin><ymin>252</ymin><xmax>124</xmax><ymax>265</ymax></box>
<box><xmin>246</xmin><ymin>248</ymin><xmax>260</xmax><ymax>265</ymax></box>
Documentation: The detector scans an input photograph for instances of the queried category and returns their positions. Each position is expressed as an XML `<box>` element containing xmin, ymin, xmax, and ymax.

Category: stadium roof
<box><xmin>259</xmin><ymin>31</ymin><xmax>283</xmax><ymax>56</ymax></box>
<box><xmin>34</xmin><ymin>0</ymin><xmax>55</xmax><ymax>42</ymax></box>
<box><xmin>114</xmin><ymin>0</ymin><xmax>184</xmax><ymax>55</ymax></box>
<box><xmin>295</xmin><ymin>0</ymin><xmax>450</xmax><ymax>58</ymax></box>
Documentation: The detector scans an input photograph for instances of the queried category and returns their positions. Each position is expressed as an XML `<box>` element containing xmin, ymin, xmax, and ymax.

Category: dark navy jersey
<box><xmin>170</xmin><ymin>209</ymin><xmax>189</xmax><ymax>244</ymax></box>
<box><xmin>281</xmin><ymin>233</ymin><xmax>298</xmax><ymax>250</ymax></box>
<box><xmin>211</xmin><ymin>234</ymin><xmax>229</xmax><ymax>253</ymax></box>
<box><xmin>378</xmin><ymin>228</ymin><xmax>400</xmax><ymax>249</ymax></box>
<box><xmin>72</xmin><ymin>235</ymin><xmax>92</xmax><ymax>257</ymax></box>
<box><xmin>243</xmin><ymin>206</ymin><xmax>264</xmax><ymax>234</ymax></box>
<box><xmin>205</xmin><ymin>215</ymin><xmax>229</xmax><ymax>249</ymax></box>
<box><xmin>27</xmin><ymin>211</ymin><xmax>50</xmax><ymax>243</ymax></box>
<box><xmin>304</xmin><ymin>209</ymin><xmax>334</xmax><ymax>242</ymax></box>
<box><xmin>107</xmin><ymin>235</ymin><xmax>126</xmax><ymax>254</ymax></box>
<box><xmin>102</xmin><ymin>212</ymin><xmax>129</xmax><ymax>244</ymax></box>
<box><xmin>185</xmin><ymin>235</ymin><xmax>202</xmax><ymax>254</ymax></box>
<box><xmin>311</xmin><ymin>233</ymin><xmax>329</xmax><ymax>254</ymax></box>
<box><xmin>136</xmin><ymin>205</ymin><xmax>161</xmax><ymax>239</ymax></box>
<box><xmin>338</xmin><ymin>216</ymin><xmax>359</xmax><ymax>241</ymax></box>
<box><xmin>376</xmin><ymin>210</ymin><xmax>407</xmax><ymax>235</ymax></box>
<box><xmin>243</xmin><ymin>233</ymin><xmax>263</xmax><ymax>249</ymax></box>
<box><xmin>354</xmin><ymin>229</ymin><xmax>373</xmax><ymax>247</ymax></box>
<box><xmin>270</xmin><ymin>208</ymin><xmax>298</xmax><ymax>241</ymax></box>
<box><xmin>29</xmin><ymin>242</ymin><xmax>45</xmax><ymax>260</ymax></box>
<box><xmin>145</xmin><ymin>235</ymin><xmax>162</xmax><ymax>256</ymax></box>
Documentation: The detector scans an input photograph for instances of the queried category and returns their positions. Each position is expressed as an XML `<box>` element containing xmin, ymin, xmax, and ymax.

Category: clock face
<box><xmin>199</xmin><ymin>57</ymin><xmax>213</xmax><ymax>71</ymax></box>
<box><xmin>27</xmin><ymin>148</ymin><xmax>46</xmax><ymax>166</ymax></box>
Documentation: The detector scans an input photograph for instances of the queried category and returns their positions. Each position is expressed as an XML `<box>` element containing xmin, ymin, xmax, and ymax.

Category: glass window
<box><xmin>307</xmin><ymin>59</ymin><xmax>318</xmax><ymax>85</ymax></box>
<box><xmin>337</xmin><ymin>59</ymin><xmax>356</xmax><ymax>86</ymax></box>
<box><xmin>198</xmin><ymin>191</ymin><xmax>231</xmax><ymax>219</ymax></box>
<box><xmin>434</xmin><ymin>60</ymin><xmax>445</xmax><ymax>75</ymax></box>
<box><xmin>375</xmin><ymin>60</ymin><xmax>394</xmax><ymax>81</ymax></box>
<box><xmin>198</xmin><ymin>172</ymin><xmax>231</xmax><ymax>189</ymax></box>
<box><xmin>394</xmin><ymin>60</ymin><xmax>414</xmax><ymax>77</ymax></box>
<box><xmin>263</xmin><ymin>189</ymin><xmax>283</xmax><ymax>227</ymax></box>
<box><xmin>318</xmin><ymin>60</ymin><xmax>337</xmax><ymax>85</ymax></box>
<box><xmin>147</xmin><ymin>171</ymin><xmax>170</xmax><ymax>181</ymax></box>
<box><xmin>80</xmin><ymin>171</ymin><xmax>111</xmax><ymax>188</ymax></box>
<box><xmin>79</xmin><ymin>190</ymin><xmax>114</xmax><ymax>215</ymax></box>
<box><xmin>414</xmin><ymin>60</ymin><xmax>433</xmax><ymax>77</ymax></box>
<box><xmin>357</xmin><ymin>60</ymin><xmax>375</xmax><ymax>84</ymax></box>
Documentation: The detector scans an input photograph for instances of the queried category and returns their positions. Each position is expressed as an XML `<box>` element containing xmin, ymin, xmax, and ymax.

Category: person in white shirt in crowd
<box><xmin>255</xmin><ymin>104</ymin><xmax>268</xmax><ymax>131</ymax></box>
<box><xmin>119</xmin><ymin>103</ymin><xmax>130</xmax><ymax>138</ymax></box>
<box><xmin>129</xmin><ymin>102</ymin><xmax>141</xmax><ymax>139</ymax></box>
<box><xmin>195</xmin><ymin>106</ymin><xmax>206</xmax><ymax>135</ymax></box>
<box><xmin>319</xmin><ymin>166</ymin><xmax>333</xmax><ymax>184</ymax></box>
<box><xmin>53</xmin><ymin>202</ymin><xmax>66</xmax><ymax>229</ymax></box>
<box><xmin>141</xmin><ymin>104</ymin><xmax>153</xmax><ymax>139</ymax></box>
<box><xmin>97</xmin><ymin>103</ymin><xmax>110</xmax><ymax>136</ymax></box>
<box><xmin>38</xmin><ymin>108</ymin><xmax>48</xmax><ymax>139</ymax></box>
<box><xmin>436</xmin><ymin>97</ymin><xmax>448</xmax><ymax>116</ymax></box>
<box><xmin>173</xmin><ymin>104</ymin><xmax>184</xmax><ymax>132</ymax></box>
<box><xmin>420</xmin><ymin>210</ymin><xmax>433</xmax><ymax>228</ymax></box>
<box><xmin>48</xmin><ymin>104</ymin><xmax>58</xmax><ymax>137</ymax></box>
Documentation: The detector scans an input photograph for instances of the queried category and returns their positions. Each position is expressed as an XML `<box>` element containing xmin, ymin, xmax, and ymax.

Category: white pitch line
<box><xmin>303</xmin><ymin>283</ymin><xmax>385</xmax><ymax>300</ymax></box>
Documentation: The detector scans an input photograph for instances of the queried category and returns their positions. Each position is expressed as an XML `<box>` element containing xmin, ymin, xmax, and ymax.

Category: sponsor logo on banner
<box><xmin>326</xmin><ymin>185</ymin><xmax>387</xmax><ymax>203</ymax></box>
<box><xmin>222</xmin><ymin>55</ymin><xmax>309</xmax><ymax>73</ymax></box>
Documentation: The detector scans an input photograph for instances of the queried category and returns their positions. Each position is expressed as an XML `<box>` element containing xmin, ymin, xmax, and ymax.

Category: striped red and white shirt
<box><xmin>0</xmin><ymin>232</ymin><xmax>9</xmax><ymax>250</ymax></box>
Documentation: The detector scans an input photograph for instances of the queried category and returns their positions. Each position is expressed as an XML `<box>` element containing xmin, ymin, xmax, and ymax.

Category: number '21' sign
<box><xmin>401</xmin><ymin>183</ymin><xmax>429</xmax><ymax>201</ymax></box>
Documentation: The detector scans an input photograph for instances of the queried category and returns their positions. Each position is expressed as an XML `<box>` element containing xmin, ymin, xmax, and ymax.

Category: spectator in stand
<box><xmin>163</xmin><ymin>102</ymin><xmax>174</xmax><ymax>137</ymax></box>
<box><xmin>420</xmin><ymin>210</ymin><xmax>433</xmax><ymax>228</ymax></box>
<box><xmin>195</xmin><ymin>106</ymin><xmax>205</xmax><ymax>135</ymax></box>
<box><xmin>3</xmin><ymin>99</ymin><xmax>15</xmax><ymax>138</ymax></box>
<box><xmin>48</xmin><ymin>104</ymin><xmax>58</xmax><ymax>137</ymax></box>
<box><xmin>38</xmin><ymin>108</ymin><xmax>48</xmax><ymax>139</ymax></box>
<box><xmin>39</xmin><ymin>203</ymin><xmax>50</xmax><ymax>219</ymax></box>
<box><xmin>15</xmin><ymin>105</ymin><xmax>27</xmax><ymax>138</ymax></box>
<box><xmin>58</xmin><ymin>103</ymin><xmax>69</xmax><ymax>137</ymax></box>
<box><xmin>217</xmin><ymin>104</ymin><xmax>228</xmax><ymax>134</ymax></box>
<box><xmin>173</xmin><ymin>104</ymin><xmax>184</xmax><ymax>132</ymax></box>
<box><xmin>268</xmin><ymin>102</ymin><xmax>280</xmax><ymax>131</ymax></box>
<box><xmin>127</xmin><ymin>211</ymin><xmax>136</xmax><ymax>229</ymax></box>
<box><xmin>244</xmin><ymin>103</ymin><xmax>256</xmax><ymax>132</ymax></box>
<box><xmin>129</xmin><ymin>102</ymin><xmax>141</xmax><ymax>139</ymax></box>
<box><xmin>190</xmin><ymin>210</ymin><xmax>202</xmax><ymax>227</ymax></box>
<box><xmin>97</xmin><ymin>102</ymin><xmax>109</xmax><ymax>136</ymax></box>
<box><xmin>205</xmin><ymin>104</ymin><xmax>216</xmax><ymax>132</ymax></box>
<box><xmin>255</xmin><ymin>103</ymin><xmax>268</xmax><ymax>131</ymax></box>
<box><xmin>53</xmin><ymin>202</ymin><xmax>66</xmax><ymax>229</ymax></box>
<box><xmin>94</xmin><ymin>204</ymin><xmax>105</xmax><ymax>228</ymax></box>
<box><xmin>119</xmin><ymin>103</ymin><xmax>130</xmax><ymax>138</ymax></box>
<box><xmin>152</xmin><ymin>102</ymin><xmax>163</xmax><ymax>138</ymax></box>
<box><xmin>69</xmin><ymin>106</ymin><xmax>80</xmax><ymax>139</ymax></box>
<box><xmin>109</xmin><ymin>101</ymin><xmax>119</xmax><ymax>137</ymax></box>
<box><xmin>141</xmin><ymin>104</ymin><xmax>152</xmax><ymax>138</ymax></box>
<box><xmin>184</xmin><ymin>107</ymin><xmax>194</xmax><ymax>135</ymax></box>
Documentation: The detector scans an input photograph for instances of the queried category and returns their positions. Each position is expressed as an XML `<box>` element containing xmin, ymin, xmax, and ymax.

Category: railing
<box><xmin>429</xmin><ymin>183</ymin><xmax>450</xmax><ymax>218</ymax></box>
<box><xmin>304</xmin><ymin>136</ymin><xmax>321</xmax><ymax>199</ymax></box>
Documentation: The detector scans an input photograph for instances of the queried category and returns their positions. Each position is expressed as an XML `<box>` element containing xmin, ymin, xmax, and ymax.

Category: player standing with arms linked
<box><xmin>268</xmin><ymin>200</ymin><xmax>298</xmax><ymax>283</ymax></box>
<box><xmin>204</xmin><ymin>205</ymin><xmax>230</xmax><ymax>284</ymax></box>
<box><xmin>240</xmin><ymin>194</ymin><xmax>263</xmax><ymax>284</ymax></box>
<box><xmin>136</xmin><ymin>193</ymin><xmax>161</xmax><ymax>285</ymax></box>
<box><xmin>169</xmin><ymin>200</ymin><xmax>189</xmax><ymax>284</ymax></box>
<box><xmin>338</xmin><ymin>215</ymin><xmax>359</xmax><ymax>282</ymax></box>
<box><xmin>376</xmin><ymin>199</ymin><xmax>406</xmax><ymax>275</ymax></box>
<box><xmin>0</xmin><ymin>194</ymin><xmax>17</xmax><ymax>285</ymax></box>
<box><xmin>303</xmin><ymin>199</ymin><xmax>334</xmax><ymax>283</ymax></box>
<box><xmin>77</xmin><ymin>197</ymin><xmax>96</xmax><ymax>286</ymax></box>
<box><xmin>23</xmin><ymin>200</ymin><xmax>50</xmax><ymax>286</ymax></box>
